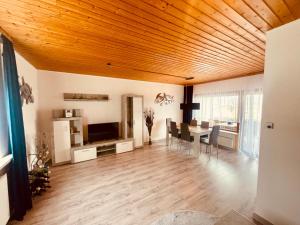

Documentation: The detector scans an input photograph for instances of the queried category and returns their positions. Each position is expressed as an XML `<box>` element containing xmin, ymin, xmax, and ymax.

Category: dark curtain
<box><xmin>182</xmin><ymin>85</ymin><xmax>193</xmax><ymax>124</ymax></box>
<box><xmin>1</xmin><ymin>35</ymin><xmax>32</xmax><ymax>220</ymax></box>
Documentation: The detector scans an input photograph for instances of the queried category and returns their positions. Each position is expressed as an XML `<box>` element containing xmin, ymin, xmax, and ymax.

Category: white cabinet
<box><xmin>53</xmin><ymin>120</ymin><xmax>71</xmax><ymax>164</ymax></box>
<box><xmin>0</xmin><ymin>174</ymin><xmax>9</xmax><ymax>225</ymax></box>
<box><xmin>122</xmin><ymin>95</ymin><xmax>144</xmax><ymax>148</ymax></box>
<box><xmin>132</xmin><ymin>97</ymin><xmax>143</xmax><ymax>148</ymax></box>
<box><xmin>218</xmin><ymin>131</ymin><xmax>238</xmax><ymax>150</ymax></box>
<box><xmin>72</xmin><ymin>147</ymin><xmax>97</xmax><ymax>163</ymax></box>
<box><xmin>52</xmin><ymin>115</ymin><xmax>84</xmax><ymax>165</ymax></box>
<box><xmin>116</xmin><ymin>141</ymin><xmax>133</xmax><ymax>153</ymax></box>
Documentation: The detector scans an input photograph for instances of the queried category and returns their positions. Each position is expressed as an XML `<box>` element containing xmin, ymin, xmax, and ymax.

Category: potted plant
<box><xmin>144</xmin><ymin>108</ymin><xmax>154</xmax><ymax>145</ymax></box>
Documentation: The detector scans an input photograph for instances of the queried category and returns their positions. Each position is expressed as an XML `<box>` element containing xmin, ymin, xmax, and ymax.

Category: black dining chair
<box><xmin>170</xmin><ymin>121</ymin><xmax>181</xmax><ymax>150</ymax></box>
<box><xmin>180</xmin><ymin>123</ymin><xmax>194</xmax><ymax>154</ymax></box>
<box><xmin>200</xmin><ymin>125</ymin><xmax>220</xmax><ymax>159</ymax></box>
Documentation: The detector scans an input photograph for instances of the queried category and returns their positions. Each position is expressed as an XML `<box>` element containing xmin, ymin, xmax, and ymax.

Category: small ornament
<box><xmin>19</xmin><ymin>76</ymin><xmax>34</xmax><ymax>106</ymax></box>
<box><xmin>154</xmin><ymin>93</ymin><xmax>174</xmax><ymax>106</ymax></box>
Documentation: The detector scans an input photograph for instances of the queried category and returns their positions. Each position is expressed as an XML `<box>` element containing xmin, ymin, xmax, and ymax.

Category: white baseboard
<box><xmin>253</xmin><ymin>213</ymin><xmax>273</xmax><ymax>225</ymax></box>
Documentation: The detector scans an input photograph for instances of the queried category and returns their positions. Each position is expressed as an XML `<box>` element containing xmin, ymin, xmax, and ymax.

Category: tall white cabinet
<box><xmin>53</xmin><ymin>120</ymin><xmax>71</xmax><ymax>164</ymax></box>
<box><xmin>52</xmin><ymin>116</ymin><xmax>83</xmax><ymax>165</ymax></box>
<box><xmin>122</xmin><ymin>94</ymin><xmax>144</xmax><ymax>148</ymax></box>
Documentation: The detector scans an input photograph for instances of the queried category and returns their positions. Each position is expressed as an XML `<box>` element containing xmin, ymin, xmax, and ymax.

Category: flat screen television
<box><xmin>88</xmin><ymin>122</ymin><xmax>119</xmax><ymax>143</ymax></box>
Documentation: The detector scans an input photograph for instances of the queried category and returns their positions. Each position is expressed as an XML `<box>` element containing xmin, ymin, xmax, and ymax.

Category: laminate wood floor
<box><xmin>11</xmin><ymin>141</ymin><xmax>258</xmax><ymax>225</ymax></box>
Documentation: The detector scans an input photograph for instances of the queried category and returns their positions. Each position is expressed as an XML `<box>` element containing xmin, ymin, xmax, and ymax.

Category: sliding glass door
<box><xmin>239</xmin><ymin>89</ymin><xmax>263</xmax><ymax>158</ymax></box>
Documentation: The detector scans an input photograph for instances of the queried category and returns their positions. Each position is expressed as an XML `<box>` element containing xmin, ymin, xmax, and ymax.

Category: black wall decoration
<box><xmin>181</xmin><ymin>85</ymin><xmax>200</xmax><ymax>124</ymax></box>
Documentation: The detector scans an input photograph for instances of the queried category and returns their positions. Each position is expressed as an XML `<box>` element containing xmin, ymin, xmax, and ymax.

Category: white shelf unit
<box><xmin>72</xmin><ymin>147</ymin><xmax>97</xmax><ymax>163</ymax></box>
<box><xmin>52</xmin><ymin>113</ymin><xmax>83</xmax><ymax>165</ymax></box>
<box><xmin>218</xmin><ymin>130</ymin><xmax>238</xmax><ymax>150</ymax></box>
<box><xmin>71</xmin><ymin>139</ymin><xmax>134</xmax><ymax>163</ymax></box>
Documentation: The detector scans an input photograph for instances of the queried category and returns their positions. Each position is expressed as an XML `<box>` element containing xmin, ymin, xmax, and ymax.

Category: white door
<box><xmin>133</xmin><ymin>97</ymin><xmax>143</xmax><ymax>147</ymax></box>
<box><xmin>53</xmin><ymin>121</ymin><xmax>71</xmax><ymax>163</ymax></box>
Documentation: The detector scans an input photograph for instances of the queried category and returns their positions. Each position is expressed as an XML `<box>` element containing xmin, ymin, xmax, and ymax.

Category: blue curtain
<box><xmin>1</xmin><ymin>35</ymin><xmax>32</xmax><ymax>220</ymax></box>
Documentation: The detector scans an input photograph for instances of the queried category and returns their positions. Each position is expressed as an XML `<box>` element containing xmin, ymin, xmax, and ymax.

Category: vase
<box><xmin>149</xmin><ymin>136</ymin><xmax>152</xmax><ymax>145</ymax></box>
<box><xmin>147</xmin><ymin>126</ymin><xmax>153</xmax><ymax>145</ymax></box>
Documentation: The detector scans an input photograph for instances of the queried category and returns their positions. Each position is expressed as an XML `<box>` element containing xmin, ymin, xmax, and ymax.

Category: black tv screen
<box><xmin>88</xmin><ymin>122</ymin><xmax>119</xmax><ymax>143</ymax></box>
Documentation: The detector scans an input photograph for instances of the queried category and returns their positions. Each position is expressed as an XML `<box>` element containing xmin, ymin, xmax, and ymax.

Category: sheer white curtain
<box><xmin>239</xmin><ymin>89</ymin><xmax>263</xmax><ymax>158</ymax></box>
<box><xmin>193</xmin><ymin>91</ymin><xmax>240</xmax><ymax>123</ymax></box>
<box><xmin>193</xmin><ymin>89</ymin><xmax>263</xmax><ymax>159</ymax></box>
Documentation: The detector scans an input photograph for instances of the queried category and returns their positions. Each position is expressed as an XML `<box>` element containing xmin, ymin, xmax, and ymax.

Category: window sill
<box><xmin>0</xmin><ymin>154</ymin><xmax>12</xmax><ymax>172</ymax></box>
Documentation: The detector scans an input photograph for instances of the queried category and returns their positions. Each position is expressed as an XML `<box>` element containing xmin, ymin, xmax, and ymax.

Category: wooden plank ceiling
<box><xmin>0</xmin><ymin>0</ymin><xmax>299</xmax><ymax>84</ymax></box>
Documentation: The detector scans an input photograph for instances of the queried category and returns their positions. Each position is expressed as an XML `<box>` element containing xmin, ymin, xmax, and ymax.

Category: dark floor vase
<box><xmin>147</xmin><ymin>125</ymin><xmax>153</xmax><ymax>145</ymax></box>
<box><xmin>2</xmin><ymin>35</ymin><xmax>32</xmax><ymax>220</ymax></box>
<box><xmin>144</xmin><ymin>109</ymin><xmax>154</xmax><ymax>145</ymax></box>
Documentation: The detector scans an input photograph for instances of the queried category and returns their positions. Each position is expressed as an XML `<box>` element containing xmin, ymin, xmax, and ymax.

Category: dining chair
<box><xmin>170</xmin><ymin>121</ymin><xmax>180</xmax><ymax>150</ymax></box>
<box><xmin>200</xmin><ymin>121</ymin><xmax>210</xmax><ymax>138</ymax></box>
<box><xmin>200</xmin><ymin>125</ymin><xmax>220</xmax><ymax>159</ymax></box>
<box><xmin>190</xmin><ymin>119</ymin><xmax>198</xmax><ymax>126</ymax></box>
<box><xmin>166</xmin><ymin>118</ymin><xmax>172</xmax><ymax>133</ymax></box>
<box><xmin>166</xmin><ymin>118</ymin><xmax>172</xmax><ymax>145</ymax></box>
<box><xmin>180</xmin><ymin>123</ymin><xmax>194</xmax><ymax>154</ymax></box>
<box><xmin>200</xmin><ymin>121</ymin><xmax>209</xmax><ymax>128</ymax></box>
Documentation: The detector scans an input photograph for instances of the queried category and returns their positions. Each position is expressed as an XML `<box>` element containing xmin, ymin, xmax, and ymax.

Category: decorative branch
<box><xmin>144</xmin><ymin>108</ymin><xmax>154</xmax><ymax>145</ymax></box>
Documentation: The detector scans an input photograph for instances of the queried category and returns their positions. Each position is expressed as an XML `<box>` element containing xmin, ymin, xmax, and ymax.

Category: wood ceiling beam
<box><xmin>0</xmin><ymin>0</ymin><xmax>298</xmax><ymax>84</ymax></box>
<box><xmin>6</xmin><ymin>0</ymin><xmax>264</xmax><ymax>69</ymax></box>
<box><xmin>0</xmin><ymin>2</ymin><xmax>262</xmax><ymax>72</ymax></box>
<box><xmin>284</xmin><ymin>0</ymin><xmax>300</xmax><ymax>18</ymax></box>
<box><xmin>242</xmin><ymin>0</ymin><xmax>282</xmax><ymax>27</ymax></box>
<box><xmin>147</xmin><ymin>0</ymin><xmax>266</xmax><ymax>52</ymax></box>
<box><xmin>263</xmin><ymin>0</ymin><xmax>296</xmax><ymax>23</ymax></box>
<box><xmin>1</xmin><ymin>19</ymin><xmax>264</xmax><ymax>75</ymax></box>
<box><xmin>99</xmin><ymin>0</ymin><xmax>266</xmax><ymax>56</ymax></box>
<box><xmin>7</xmin><ymin>26</ymin><xmax>260</xmax><ymax>77</ymax></box>
<box><xmin>17</xmin><ymin>44</ymin><xmax>255</xmax><ymax>85</ymax></box>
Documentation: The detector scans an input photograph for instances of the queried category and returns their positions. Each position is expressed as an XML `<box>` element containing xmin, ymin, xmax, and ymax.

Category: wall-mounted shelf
<box><xmin>64</xmin><ymin>93</ymin><xmax>109</xmax><ymax>101</ymax></box>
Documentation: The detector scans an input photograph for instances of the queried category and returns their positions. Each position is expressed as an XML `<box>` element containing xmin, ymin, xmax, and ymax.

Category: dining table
<box><xmin>166</xmin><ymin>124</ymin><xmax>211</xmax><ymax>153</ymax></box>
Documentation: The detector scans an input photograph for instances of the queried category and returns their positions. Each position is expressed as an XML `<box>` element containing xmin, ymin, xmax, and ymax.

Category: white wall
<box><xmin>15</xmin><ymin>52</ymin><xmax>38</xmax><ymax>165</ymax></box>
<box><xmin>255</xmin><ymin>19</ymin><xmax>300</xmax><ymax>225</ymax></box>
<box><xmin>193</xmin><ymin>74</ymin><xmax>263</xmax><ymax>95</ymax></box>
<box><xmin>37</xmin><ymin>70</ymin><xmax>183</xmax><ymax>142</ymax></box>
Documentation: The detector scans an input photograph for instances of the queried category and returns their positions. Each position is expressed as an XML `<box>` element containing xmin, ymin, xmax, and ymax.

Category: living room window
<box><xmin>0</xmin><ymin>43</ymin><xmax>9</xmax><ymax>159</ymax></box>
<box><xmin>193</xmin><ymin>91</ymin><xmax>240</xmax><ymax>123</ymax></box>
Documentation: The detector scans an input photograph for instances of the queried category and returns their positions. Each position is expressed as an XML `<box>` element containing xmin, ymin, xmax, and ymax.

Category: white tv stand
<box><xmin>70</xmin><ymin>138</ymin><xmax>134</xmax><ymax>163</ymax></box>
